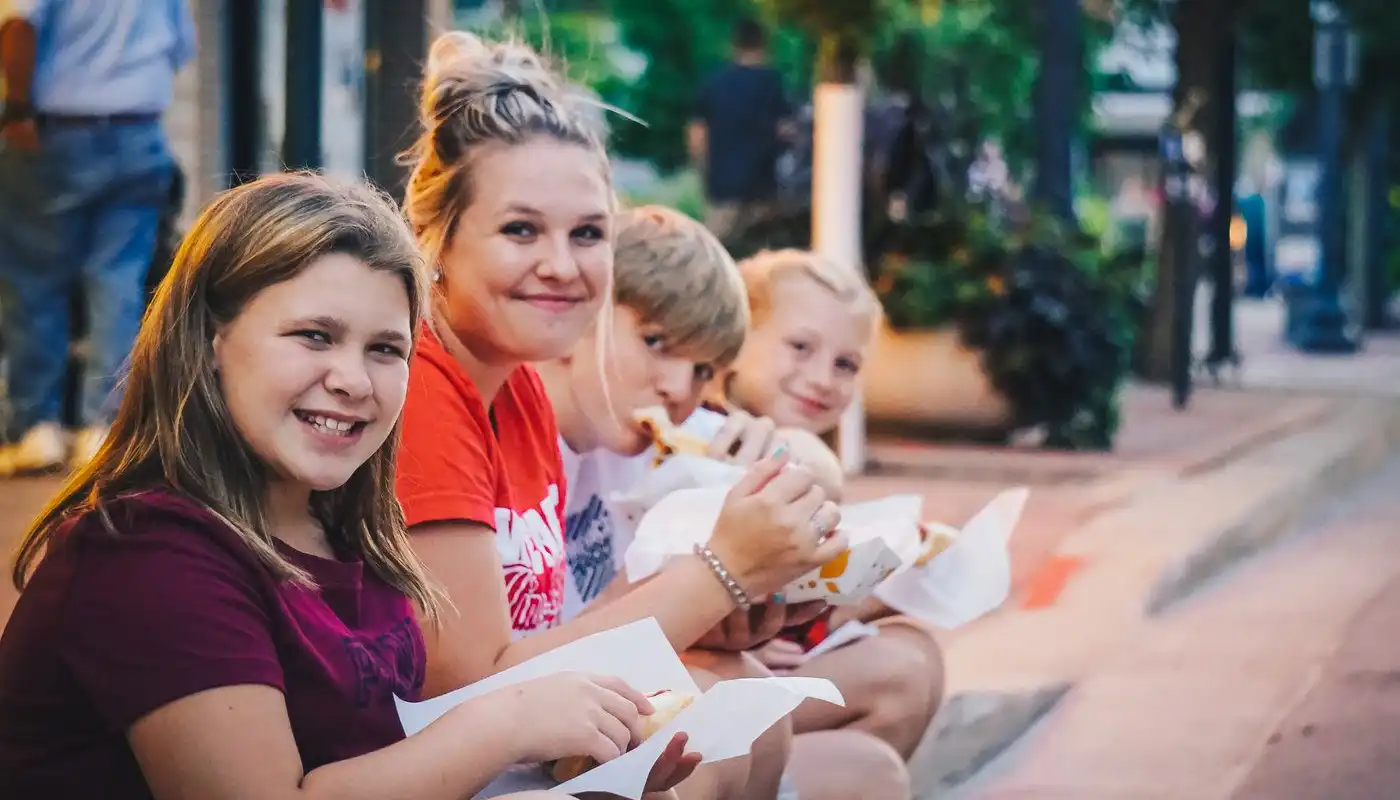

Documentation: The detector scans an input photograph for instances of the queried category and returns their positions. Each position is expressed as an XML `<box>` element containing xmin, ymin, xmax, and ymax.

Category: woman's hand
<box><xmin>708</xmin><ymin>456</ymin><xmax>847</xmax><ymax>598</ymax></box>
<box><xmin>491</xmin><ymin>672</ymin><xmax>653</xmax><ymax>765</ymax></box>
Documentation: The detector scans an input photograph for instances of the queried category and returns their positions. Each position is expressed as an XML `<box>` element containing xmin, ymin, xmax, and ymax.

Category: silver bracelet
<box><xmin>694</xmin><ymin>543</ymin><xmax>752</xmax><ymax>611</ymax></box>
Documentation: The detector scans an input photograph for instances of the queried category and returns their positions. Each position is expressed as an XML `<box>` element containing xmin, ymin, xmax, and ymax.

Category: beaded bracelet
<box><xmin>693</xmin><ymin>543</ymin><xmax>752</xmax><ymax>611</ymax></box>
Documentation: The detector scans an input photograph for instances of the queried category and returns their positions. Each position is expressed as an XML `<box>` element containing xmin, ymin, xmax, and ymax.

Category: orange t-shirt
<box><xmin>396</xmin><ymin>327</ymin><xmax>568</xmax><ymax>634</ymax></box>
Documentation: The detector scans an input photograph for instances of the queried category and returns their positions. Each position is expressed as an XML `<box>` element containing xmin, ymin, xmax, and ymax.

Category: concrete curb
<box><xmin>1145</xmin><ymin>399</ymin><xmax>1400</xmax><ymax>616</ymax></box>
<box><xmin>913</xmin><ymin>398</ymin><xmax>1400</xmax><ymax>795</ymax></box>
<box><xmin>910</xmin><ymin>683</ymin><xmax>1071</xmax><ymax>798</ymax></box>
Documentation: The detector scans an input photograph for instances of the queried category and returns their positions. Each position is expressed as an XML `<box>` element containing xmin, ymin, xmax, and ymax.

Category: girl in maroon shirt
<box><xmin>0</xmin><ymin>173</ymin><xmax>686</xmax><ymax>799</ymax></box>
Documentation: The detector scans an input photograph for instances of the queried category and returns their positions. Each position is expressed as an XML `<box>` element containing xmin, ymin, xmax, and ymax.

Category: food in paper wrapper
<box><xmin>775</xmin><ymin>494</ymin><xmax>924</xmax><ymax>604</ymax></box>
<box><xmin>914</xmin><ymin>522</ymin><xmax>959</xmax><ymax>566</ymax></box>
<box><xmin>396</xmin><ymin>619</ymin><xmax>844</xmax><ymax>800</ymax></box>
<box><xmin>874</xmin><ymin>487</ymin><xmax>1029</xmax><ymax>629</ymax></box>
<box><xmin>634</xmin><ymin>406</ymin><xmax>710</xmax><ymax>467</ymax></box>
<box><xmin>548</xmin><ymin>689</ymin><xmax>695</xmax><ymax>782</ymax></box>
<box><xmin>623</xmin><ymin>486</ymin><xmax>925</xmax><ymax>606</ymax></box>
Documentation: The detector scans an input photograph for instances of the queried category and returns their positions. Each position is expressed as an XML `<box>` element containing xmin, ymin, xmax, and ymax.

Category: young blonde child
<box><xmin>537</xmin><ymin>207</ymin><xmax>913</xmax><ymax>800</ymax></box>
<box><xmin>719</xmin><ymin>248</ymin><xmax>946</xmax><ymax>763</ymax></box>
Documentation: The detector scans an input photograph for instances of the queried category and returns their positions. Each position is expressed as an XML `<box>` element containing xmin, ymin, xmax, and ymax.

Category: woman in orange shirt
<box><xmin>395</xmin><ymin>32</ymin><xmax>846</xmax><ymax>798</ymax></box>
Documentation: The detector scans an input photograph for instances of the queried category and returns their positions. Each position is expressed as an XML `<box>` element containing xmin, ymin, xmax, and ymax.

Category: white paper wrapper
<box><xmin>622</xmin><ymin>484</ymin><xmax>924</xmax><ymax>606</ymax></box>
<box><xmin>394</xmin><ymin>618</ymin><xmax>843</xmax><ymax>800</ymax></box>
<box><xmin>608</xmin><ymin>454</ymin><xmax>747</xmax><ymax>531</ymax></box>
<box><xmin>874</xmin><ymin>487</ymin><xmax>1029</xmax><ymax>629</ymax></box>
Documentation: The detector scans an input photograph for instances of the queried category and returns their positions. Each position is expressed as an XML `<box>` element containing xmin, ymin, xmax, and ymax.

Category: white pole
<box><xmin>810</xmin><ymin>82</ymin><xmax>867</xmax><ymax>475</ymax></box>
<box><xmin>426</xmin><ymin>0</ymin><xmax>454</xmax><ymax>36</ymax></box>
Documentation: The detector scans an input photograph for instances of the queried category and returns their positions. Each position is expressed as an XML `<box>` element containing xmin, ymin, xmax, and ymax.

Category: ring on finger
<box><xmin>810</xmin><ymin>510</ymin><xmax>835</xmax><ymax>540</ymax></box>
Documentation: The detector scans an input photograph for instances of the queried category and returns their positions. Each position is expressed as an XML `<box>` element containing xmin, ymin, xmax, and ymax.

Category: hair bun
<box><xmin>420</xmin><ymin>31</ymin><xmax>564</xmax><ymax>126</ymax></box>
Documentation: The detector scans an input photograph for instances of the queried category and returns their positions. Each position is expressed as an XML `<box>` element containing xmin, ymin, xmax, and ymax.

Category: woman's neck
<box><xmin>534</xmin><ymin>359</ymin><xmax>598</xmax><ymax>454</ymax></box>
<box><xmin>430</xmin><ymin>304</ymin><xmax>516</xmax><ymax>402</ymax></box>
<box><xmin>265</xmin><ymin>481</ymin><xmax>328</xmax><ymax>556</ymax></box>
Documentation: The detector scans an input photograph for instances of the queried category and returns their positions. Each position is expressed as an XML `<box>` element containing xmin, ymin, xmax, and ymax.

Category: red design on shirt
<box><xmin>494</xmin><ymin>484</ymin><xmax>567</xmax><ymax>631</ymax></box>
<box><xmin>397</xmin><ymin>327</ymin><xmax>569</xmax><ymax>634</ymax></box>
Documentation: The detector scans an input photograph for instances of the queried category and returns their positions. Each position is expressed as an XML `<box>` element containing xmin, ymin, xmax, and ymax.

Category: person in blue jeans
<box><xmin>0</xmin><ymin>0</ymin><xmax>193</xmax><ymax>475</ymax></box>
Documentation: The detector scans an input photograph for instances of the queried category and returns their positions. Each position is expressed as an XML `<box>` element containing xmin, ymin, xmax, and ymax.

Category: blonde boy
<box><xmin>535</xmin><ymin>208</ymin><xmax>912</xmax><ymax>800</ymax></box>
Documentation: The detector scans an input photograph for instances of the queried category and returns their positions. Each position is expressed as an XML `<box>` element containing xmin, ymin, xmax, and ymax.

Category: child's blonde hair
<box><xmin>738</xmin><ymin>248</ymin><xmax>882</xmax><ymax>334</ymax></box>
<box><xmin>613</xmin><ymin>205</ymin><xmax>749</xmax><ymax>368</ymax></box>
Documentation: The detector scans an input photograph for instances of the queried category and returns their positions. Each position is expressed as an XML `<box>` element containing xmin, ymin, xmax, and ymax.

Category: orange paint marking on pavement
<box><xmin>1021</xmin><ymin>554</ymin><xmax>1086</xmax><ymax>610</ymax></box>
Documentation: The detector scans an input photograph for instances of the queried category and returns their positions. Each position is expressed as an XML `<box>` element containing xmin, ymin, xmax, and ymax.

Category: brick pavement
<box><xmin>848</xmin><ymin>384</ymin><xmax>1336</xmax><ymax>602</ymax></box>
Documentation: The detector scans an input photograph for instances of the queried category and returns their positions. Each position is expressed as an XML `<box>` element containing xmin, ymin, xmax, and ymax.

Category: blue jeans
<box><xmin>0</xmin><ymin>119</ymin><xmax>173</xmax><ymax>435</ymax></box>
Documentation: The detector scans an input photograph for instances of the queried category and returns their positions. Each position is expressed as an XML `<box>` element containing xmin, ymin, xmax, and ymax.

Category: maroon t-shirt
<box><xmin>0</xmin><ymin>489</ymin><xmax>426</xmax><ymax>798</ymax></box>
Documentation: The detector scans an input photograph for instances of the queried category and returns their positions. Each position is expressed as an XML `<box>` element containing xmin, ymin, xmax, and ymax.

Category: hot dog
<box><xmin>548</xmin><ymin>689</ymin><xmax>695</xmax><ymax>783</ymax></box>
<box><xmin>633</xmin><ymin>406</ymin><xmax>710</xmax><ymax>467</ymax></box>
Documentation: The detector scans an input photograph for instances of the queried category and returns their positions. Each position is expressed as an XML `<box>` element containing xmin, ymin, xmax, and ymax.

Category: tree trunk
<box><xmin>1142</xmin><ymin>0</ymin><xmax>1231</xmax><ymax>383</ymax></box>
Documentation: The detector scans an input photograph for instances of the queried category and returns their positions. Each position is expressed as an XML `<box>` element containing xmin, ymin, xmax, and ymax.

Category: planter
<box><xmin>862</xmin><ymin>323</ymin><xmax>1014</xmax><ymax>436</ymax></box>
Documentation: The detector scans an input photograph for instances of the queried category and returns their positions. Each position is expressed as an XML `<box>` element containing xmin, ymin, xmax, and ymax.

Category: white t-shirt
<box><xmin>558</xmin><ymin>408</ymin><xmax>736</xmax><ymax>620</ymax></box>
<box><xmin>559</xmin><ymin>440</ymin><xmax>649</xmax><ymax>621</ymax></box>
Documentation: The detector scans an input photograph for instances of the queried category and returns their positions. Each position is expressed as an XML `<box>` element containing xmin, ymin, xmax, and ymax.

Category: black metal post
<box><xmin>1363</xmin><ymin>101</ymin><xmax>1391</xmax><ymax>329</ymax></box>
<box><xmin>1161</xmin><ymin>129</ymin><xmax>1195</xmax><ymax>409</ymax></box>
<box><xmin>225</xmin><ymin>0</ymin><xmax>263</xmax><ymax>185</ymax></box>
<box><xmin>1205</xmin><ymin>26</ymin><xmax>1239</xmax><ymax>372</ymax></box>
<box><xmin>363</xmin><ymin>0</ymin><xmax>429</xmax><ymax>199</ymax></box>
<box><xmin>282</xmin><ymin>0</ymin><xmax>324</xmax><ymax>171</ymax></box>
<box><xmin>1032</xmin><ymin>0</ymin><xmax>1079</xmax><ymax>222</ymax></box>
<box><xmin>1291</xmin><ymin>1</ymin><xmax>1358</xmax><ymax>353</ymax></box>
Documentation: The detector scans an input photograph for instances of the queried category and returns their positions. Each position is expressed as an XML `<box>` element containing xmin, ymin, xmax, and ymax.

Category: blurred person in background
<box><xmin>0</xmin><ymin>0</ymin><xmax>194</xmax><ymax>475</ymax></box>
<box><xmin>688</xmin><ymin>18</ymin><xmax>795</xmax><ymax>247</ymax></box>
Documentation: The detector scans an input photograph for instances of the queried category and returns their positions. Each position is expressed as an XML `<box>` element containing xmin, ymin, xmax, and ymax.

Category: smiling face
<box><xmin>213</xmin><ymin>252</ymin><xmax>413</xmax><ymax>492</ymax></box>
<box><xmin>567</xmin><ymin>305</ymin><xmax>714</xmax><ymax>456</ymax></box>
<box><xmin>728</xmin><ymin>273</ymin><xmax>874</xmax><ymax>434</ymax></box>
<box><xmin>437</xmin><ymin>137</ymin><xmax>614</xmax><ymax>364</ymax></box>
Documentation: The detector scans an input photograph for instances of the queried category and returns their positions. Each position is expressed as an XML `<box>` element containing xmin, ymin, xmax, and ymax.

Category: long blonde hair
<box><xmin>11</xmin><ymin>173</ymin><xmax>443</xmax><ymax>620</ymax></box>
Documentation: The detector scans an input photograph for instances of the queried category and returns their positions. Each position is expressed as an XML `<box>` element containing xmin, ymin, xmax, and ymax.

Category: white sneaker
<box><xmin>0</xmin><ymin>422</ymin><xmax>68</xmax><ymax>477</ymax></box>
<box><xmin>69</xmin><ymin>425</ymin><xmax>109</xmax><ymax>471</ymax></box>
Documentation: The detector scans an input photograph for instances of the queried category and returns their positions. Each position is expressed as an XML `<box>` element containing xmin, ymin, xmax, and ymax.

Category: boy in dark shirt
<box><xmin>688</xmin><ymin>19</ymin><xmax>795</xmax><ymax>245</ymax></box>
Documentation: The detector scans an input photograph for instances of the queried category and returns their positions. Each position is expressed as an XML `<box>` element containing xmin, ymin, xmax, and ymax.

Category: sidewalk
<box><xmin>955</xmin><ymin>451</ymin><xmax>1400</xmax><ymax>799</ymax></box>
<box><xmin>853</xmin><ymin>296</ymin><xmax>1400</xmax><ymax>797</ymax></box>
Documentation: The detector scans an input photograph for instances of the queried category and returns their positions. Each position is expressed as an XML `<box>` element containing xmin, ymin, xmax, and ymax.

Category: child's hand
<box><xmin>707</xmin><ymin>408</ymin><xmax>781</xmax><ymax>465</ymax></box>
<box><xmin>753</xmin><ymin>639</ymin><xmax>809</xmax><ymax>671</ymax></box>
<box><xmin>490</xmin><ymin>672</ymin><xmax>652</xmax><ymax>765</ymax></box>
<box><xmin>693</xmin><ymin>603</ymin><xmax>788</xmax><ymax>652</ymax></box>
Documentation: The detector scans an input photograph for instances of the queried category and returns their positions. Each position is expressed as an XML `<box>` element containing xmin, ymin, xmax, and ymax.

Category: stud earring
<box><xmin>431</xmin><ymin>267</ymin><xmax>442</xmax><ymax>282</ymax></box>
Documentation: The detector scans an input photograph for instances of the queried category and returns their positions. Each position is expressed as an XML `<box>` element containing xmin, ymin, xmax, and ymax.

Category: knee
<box><xmin>864</xmin><ymin>628</ymin><xmax>945</xmax><ymax>727</ymax></box>
<box><xmin>788</xmin><ymin>731</ymin><xmax>912</xmax><ymax>800</ymax></box>
<box><xmin>846</xmin><ymin>734</ymin><xmax>913</xmax><ymax>800</ymax></box>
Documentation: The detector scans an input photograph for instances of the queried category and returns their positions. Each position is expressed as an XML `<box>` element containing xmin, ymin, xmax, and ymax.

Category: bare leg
<box><xmin>683</xmin><ymin>649</ymin><xmax>793</xmax><ymax>800</ymax></box>
<box><xmin>787</xmin><ymin>730</ymin><xmax>911</xmax><ymax>800</ymax></box>
<box><xmin>671</xmin><ymin>666</ymin><xmax>751</xmax><ymax>800</ymax></box>
<box><xmin>787</xmin><ymin>618</ymin><xmax>944</xmax><ymax>759</ymax></box>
